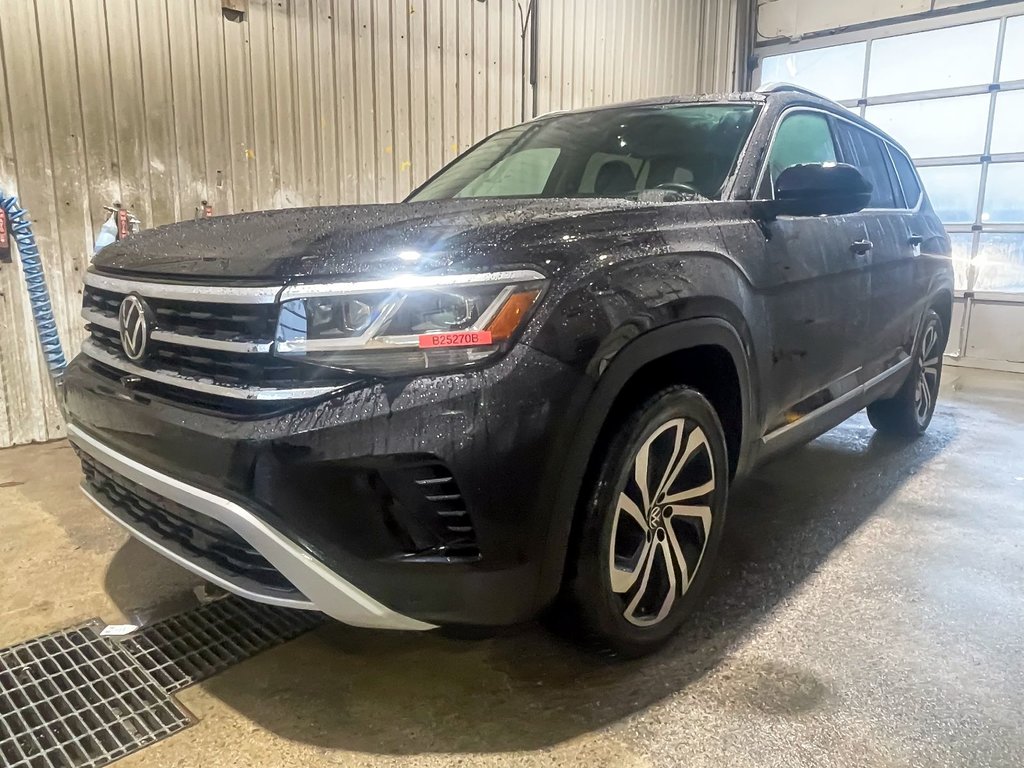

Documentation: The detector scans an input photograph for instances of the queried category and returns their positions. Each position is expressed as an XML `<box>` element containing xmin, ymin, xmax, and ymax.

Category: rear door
<box><xmin>756</xmin><ymin>109</ymin><xmax>872</xmax><ymax>429</ymax></box>
<box><xmin>831</xmin><ymin>118</ymin><xmax>920</xmax><ymax>378</ymax></box>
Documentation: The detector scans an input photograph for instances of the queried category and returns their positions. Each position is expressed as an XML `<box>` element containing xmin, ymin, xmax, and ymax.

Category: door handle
<box><xmin>850</xmin><ymin>239</ymin><xmax>873</xmax><ymax>255</ymax></box>
<box><xmin>908</xmin><ymin>234</ymin><xmax>924</xmax><ymax>247</ymax></box>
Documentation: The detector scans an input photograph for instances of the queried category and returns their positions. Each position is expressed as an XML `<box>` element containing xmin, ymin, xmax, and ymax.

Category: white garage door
<box><xmin>755</xmin><ymin>3</ymin><xmax>1024</xmax><ymax>371</ymax></box>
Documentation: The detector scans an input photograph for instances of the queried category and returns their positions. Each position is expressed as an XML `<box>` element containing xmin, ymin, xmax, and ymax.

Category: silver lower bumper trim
<box><xmin>81</xmin><ymin>486</ymin><xmax>316</xmax><ymax>611</ymax></box>
<box><xmin>68</xmin><ymin>423</ymin><xmax>436</xmax><ymax>631</ymax></box>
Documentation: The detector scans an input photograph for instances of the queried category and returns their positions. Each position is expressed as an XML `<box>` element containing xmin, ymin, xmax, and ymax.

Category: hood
<box><xmin>91</xmin><ymin>198</ymin><xmax>658</xmax><ymax>282</ymax></box>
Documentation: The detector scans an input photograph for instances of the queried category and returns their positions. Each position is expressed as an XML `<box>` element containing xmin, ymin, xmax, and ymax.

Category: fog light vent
<box><xmin>379</xmin><ymin>462</ymin><xmax>479</xmax><ymax>560</ymax></box>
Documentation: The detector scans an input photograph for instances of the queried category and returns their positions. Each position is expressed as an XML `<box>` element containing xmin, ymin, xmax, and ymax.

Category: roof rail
<box><xmin>756</xmin><ymin>82</ymin><xmax>834</xmax><ymax>101</ymax></box>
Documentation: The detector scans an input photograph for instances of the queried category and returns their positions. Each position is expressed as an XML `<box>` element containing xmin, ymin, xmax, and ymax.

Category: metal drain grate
<box><xmin>118</xmin><ymin>596</ymin><xmax>324</xmax><ymax>693</ymax></box>
<box><xmin>0</xmin><ymin>624</ymin><xmax>192</xmax><ymax>768</ymax></box>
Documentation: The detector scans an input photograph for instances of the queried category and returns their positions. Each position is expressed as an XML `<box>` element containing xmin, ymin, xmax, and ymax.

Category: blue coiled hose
<box><xmin>0</xmin><ymin>190</ymin><xmax>67</xmax><ymax>376</ymax></box>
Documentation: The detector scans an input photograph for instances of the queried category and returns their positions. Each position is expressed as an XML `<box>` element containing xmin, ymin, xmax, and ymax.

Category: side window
<box><xmin>456</xmin><ymin>148</ymin><xmax>560</xmax><ymax>198</ymax></box>
<box><xmin>889</xmin><ymin>147</ymin><xmax>923</xmax><ymax>208</ymax></box>
<box><xmin>762</xmin><ymin>112</ymin><xmax>838</xmax><ymax>197</ymax></box>
<box><xmin>833</xmin><ymin>122</ymin><xmax>899</xmax><ymax>208</ymax></box>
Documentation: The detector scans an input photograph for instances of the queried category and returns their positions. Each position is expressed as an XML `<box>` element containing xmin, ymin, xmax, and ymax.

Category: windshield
<box><xmin>408</xmin><ymin>103</ymin><xmax>758</xmax><ymax>202</ymax></box>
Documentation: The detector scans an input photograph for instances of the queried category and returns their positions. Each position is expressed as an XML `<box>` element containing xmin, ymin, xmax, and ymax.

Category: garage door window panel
<box><xmin>982</xmin><ymin>163</ymin><xmax>1024</xmax><ymax>224</ymax></box>
<box><xmin>949</xmin><ymin>233</ymin><xmax>975</xmax><ymax>291</ymax></box>
<box><xmin>760</xmin><ymin>43</ymin><xmax>867</xmax><ymax>102</ymax></box>
<box><xmin>865</xmin><ymin>94</ymin><xmax>990</xmax><ymax>159</ymax></box>
<box><xmin>867</xmin><ymin>20</ymin><xmax>1000</xmax><ymax>96</ymax></box>
<box><xmin>1000</xmin><ymin>15</ymin><xmax>1024</xmax><ymax>82</ymax></box>
<box><xmin>916</xmin><ymin>165</ymin><xmax>982</xmax><ymax>224</ymax></box>
<box><xmin>990</xmin><ymin>91</ymin><xmax>1024</xmax><ymax>155</ymax></box>
<box><xmin>975</xmin><ymin>233</ymin><xmax>1024</xmax><ymax>292</ymax></box>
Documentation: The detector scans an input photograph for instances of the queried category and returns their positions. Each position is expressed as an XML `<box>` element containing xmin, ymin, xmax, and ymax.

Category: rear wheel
<box><xmin>867</xmin><ymin>308</ymin><xmax>944</xmax><ymax>436</ymax></box>
<box><xmin>561</xmin><ymin>386</ymin><xmax>728</xmax><ymax>657</ymax></box>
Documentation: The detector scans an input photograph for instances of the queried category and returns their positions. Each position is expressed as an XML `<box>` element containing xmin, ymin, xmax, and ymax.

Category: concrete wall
<box><xmin>0</xmin><ymin>0</ymin><xmax>746</xmax><ymax>448</ymax></box>
<box><xmin>757</xmin><ymin>0</ymin><xmax>1011</xmax><ymax>40</ymax></box>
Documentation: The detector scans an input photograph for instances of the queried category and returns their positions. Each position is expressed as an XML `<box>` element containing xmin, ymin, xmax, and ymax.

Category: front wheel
<box><xmin>867</xmin><ymin>308</ymin><xmax>944</xmax><ymax>436</ymax></box>
<box><xmin>561</xmin><ymin>386</ymin><xmax>728</xmax><ymax>657</ymax></box>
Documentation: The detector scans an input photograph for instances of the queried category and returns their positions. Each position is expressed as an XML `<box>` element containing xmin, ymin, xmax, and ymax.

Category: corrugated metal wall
<box><xmin>0</xmin><ymin>0</ymin><xmax>745</xmax><ymax>448</ymax></box>
<box><xmin>536</xmin><ymin>0</ymin><xmax>746</xmax><ymax>111</ymax></box>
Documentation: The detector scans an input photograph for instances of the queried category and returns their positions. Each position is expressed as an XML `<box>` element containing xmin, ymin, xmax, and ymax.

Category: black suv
<box><xmin>64</xmin><ymin>85</ymin><xmax>952</xmax><ymax>656</ymax></box>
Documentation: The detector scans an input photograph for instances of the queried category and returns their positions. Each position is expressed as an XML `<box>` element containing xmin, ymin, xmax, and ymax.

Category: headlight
<box><xmin>275</xmin><ymin>270</ymin><xmax>546</xmax><ymax>375</ymax></box>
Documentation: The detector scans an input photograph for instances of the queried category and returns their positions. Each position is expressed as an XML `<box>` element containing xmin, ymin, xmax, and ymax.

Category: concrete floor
<box><xmin>2</xmin><ymin>366</ymin><xmax>1023</xmax><ymax>767</ymax></box>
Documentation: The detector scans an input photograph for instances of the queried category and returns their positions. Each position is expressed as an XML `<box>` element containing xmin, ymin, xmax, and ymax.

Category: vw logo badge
<box><xmin>118</xmin><ymin>294</ymin><xmax>151</xmax><ymax>362</ymax></box>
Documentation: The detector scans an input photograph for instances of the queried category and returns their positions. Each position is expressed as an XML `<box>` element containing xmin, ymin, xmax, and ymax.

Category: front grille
<box><xmin>81</xmin><ymin>280</ymin><xmax>346</xmax><ymax>399</ymax></box>
<box><xmin>83</xmin><ymin>286</ymin><xmax>277</xmax><ymax>344</ymax></box>
<box><xmin>79</xmin><ymin>453</ymin><xmax>301</xmax><ymax>597</ymax></box>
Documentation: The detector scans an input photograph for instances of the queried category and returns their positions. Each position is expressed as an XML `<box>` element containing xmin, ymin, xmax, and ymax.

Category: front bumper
<box><xmin>71</xmin><ymin>423</ymin><xmax>432</xmax><ymax>630</ymax></box>
<box><xmin>63</xmin><ymin>343</ymin><xmax>583</xmax><ymax>628</ymax></box>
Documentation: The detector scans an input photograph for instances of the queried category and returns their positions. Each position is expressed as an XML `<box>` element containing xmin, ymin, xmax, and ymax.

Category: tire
<box><xmin>866</xmin><ymin>308</ymin><xmax>944</xmax><ymax>437</ymax></box>
<box><xmin>560</xmin><ymin>386</ymin><xmax>729</xmax><ymax>658</ymax></box>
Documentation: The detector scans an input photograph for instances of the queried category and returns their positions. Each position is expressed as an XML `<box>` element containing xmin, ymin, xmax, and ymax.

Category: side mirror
<box><xmin>769</xmin><ymin>163</ymin><xmax>873</xmax><ymax>217</ymax></box>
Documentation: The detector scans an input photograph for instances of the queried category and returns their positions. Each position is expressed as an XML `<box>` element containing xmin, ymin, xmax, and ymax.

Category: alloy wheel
<box><xmin>608</xmin><ymin>418</ymin><xmax>716</xmax><ymax>627</ymax></box>
<box><xmin>915</xmin><ymin>323</ymin><xmax>940</xmax><ymax>424</ymax></box>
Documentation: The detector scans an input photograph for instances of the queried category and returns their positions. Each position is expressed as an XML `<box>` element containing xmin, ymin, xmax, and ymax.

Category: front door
<box><xmin>756</xmin><ymin>110</ymin><xmax>872</xmax><ymax>431</ymax></box>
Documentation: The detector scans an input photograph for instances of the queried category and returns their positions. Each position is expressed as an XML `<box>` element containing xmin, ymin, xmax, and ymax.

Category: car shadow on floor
<box><xmin>105</xmin><ymin>410</ymin><xmax>958</xmax><ymax>754</ymax></box>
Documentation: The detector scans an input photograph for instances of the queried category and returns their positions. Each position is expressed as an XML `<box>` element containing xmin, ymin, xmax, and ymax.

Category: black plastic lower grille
<box><xmin>79</xmin><ymin>455</ymin><xmax>299</xmax><ymax>596</ymax></box>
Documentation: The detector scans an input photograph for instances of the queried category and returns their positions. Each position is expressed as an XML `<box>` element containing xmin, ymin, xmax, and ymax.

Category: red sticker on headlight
<box><xmin>418</xmin><ymin>331</ymin><xmax>493</xmax><ymax>348</ymax></box>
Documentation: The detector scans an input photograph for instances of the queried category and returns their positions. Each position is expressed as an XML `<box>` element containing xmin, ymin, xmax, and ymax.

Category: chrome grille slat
<box><xmin>413</xmin><ymin>476</ymin><xmax>453</xmax><ymax>486</ymax></box>
<box><xmin>148</xmin><ymin>333</ymin><xmax>272</xmax><ymax>354</ymax></box>
<box><xmin>82</xmin><ymin>308</ymin><xmax>272</xmax><ymax>353</ymax></box>
<box><xmin>85</xmin><ymin>272</ymin><xmax>281</xmax><ymax>303</ymax></box>
<box><xmin>80</xmin><ymin>339</ymin><xmax>340</xmax><ymax>401</ymax></box>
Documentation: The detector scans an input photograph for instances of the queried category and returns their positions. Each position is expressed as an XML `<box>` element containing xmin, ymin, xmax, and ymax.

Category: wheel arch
<box><xmin>929</xmin><ymin>288</ymin><xmax>953</xmax><ymax>344</ymax></box>
<box><xmin>535</xmin><ymin>316</ymin><xmax>756</xmax><ymax>608</ymax></box>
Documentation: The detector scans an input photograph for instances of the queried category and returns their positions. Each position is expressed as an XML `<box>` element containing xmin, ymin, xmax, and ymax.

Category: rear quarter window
<box><xmin>834</xmin><ymin>121</ymin><xmax>899</xmax><ymax>208</ymax></box>
<box><xmin>889</xmin><ymin>147</ymin><xmax>923</xmax><ymax>208</ymax></box>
